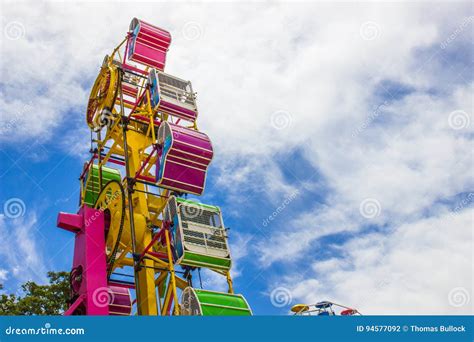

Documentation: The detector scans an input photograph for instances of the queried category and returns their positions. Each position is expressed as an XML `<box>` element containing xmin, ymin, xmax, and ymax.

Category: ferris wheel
<box><xmin>57</xmin><ymin>18</ymin><xmax>251</xmax><ymax>316</ymax></box>
<box><xmin>291</xmin><ymin>301</ymin><xmax>361</xmax><ymax>316</ymax></box>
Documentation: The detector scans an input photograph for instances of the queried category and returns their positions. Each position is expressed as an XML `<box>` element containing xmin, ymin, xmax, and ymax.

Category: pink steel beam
<box><xmin>57</xmin><ymin>206</ymin><xmax>109</xmax><ymax>315</ymax></box>
<box><xmin>64</xmin><ymin>295</ymin><xmax>85</xmax><ymax>316</ymax></box>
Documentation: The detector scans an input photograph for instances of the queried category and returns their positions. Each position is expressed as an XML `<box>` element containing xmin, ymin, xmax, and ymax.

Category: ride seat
<box><xmin>82</xmin><ymin>164</ymin><xmax>121</xmax><ymax>207</ymax></box>
<box><xmin>163</xmin><ymin>196</ymin><xmax>231</xmax><ymax>271</ymax></box>
<box><xmin>127</xmin><ymin>18</ymin><xmax>171</xmax><ymax>71</ymax></box>
<box><xmin>148</xmin><ymin>69</ymin><xmax>198</xmax><ymax>122</ymax></box>
<box><xmin>156</xmin><ymin>122</ymin><xmax>213</xmax><ymax>196</ymax></box>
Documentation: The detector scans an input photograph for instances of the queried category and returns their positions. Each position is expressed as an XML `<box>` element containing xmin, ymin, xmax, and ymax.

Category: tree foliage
<box><xmin>0</xmin><ymin>271</ymin><xmax>69</xmax><ymax>315</ymax></box>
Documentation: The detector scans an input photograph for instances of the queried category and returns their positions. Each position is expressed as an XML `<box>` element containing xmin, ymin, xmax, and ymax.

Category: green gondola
<box><xmin>164</xmin><ymin>196</ymin><xmax>232</xmax><ymax>271</ymax></box>
<box><xmin>181</xmin><ymin>287</ymin><xmax>252</xmax><ymax>316</ymax></box>
<box><xmin>82</xmin><ymin>164</ymin><xmax>121</xmax><ymax>206</ymax></box>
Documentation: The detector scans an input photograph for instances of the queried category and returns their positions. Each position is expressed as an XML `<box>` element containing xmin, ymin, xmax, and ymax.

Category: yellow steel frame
<box><xmin>84</xmin><ymin>38</ymin><xmax>234</xmax><ymax>316</ymax></box>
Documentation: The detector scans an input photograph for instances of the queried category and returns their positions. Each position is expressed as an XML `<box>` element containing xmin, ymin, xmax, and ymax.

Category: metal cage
<box><xmin>148</xmin><ymin>68</ymin><xmax>198</xmax><ymax>122</ymax></box>
<box><xmin>127</xmin><ymin>18</ymin><xmax>171</xmax><ymax>71</ymax></box>
<box><xmin>156</xmin><ymin>122</ymin><xmax>213</xmax><ymax>195</ymax></box>
<box><xmin>164</xmin><ymin>196</ymin><xmax>231</xmax><ymax>271</ymax></box>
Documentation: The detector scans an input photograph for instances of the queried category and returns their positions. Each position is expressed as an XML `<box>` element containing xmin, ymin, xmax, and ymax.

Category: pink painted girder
<box><xmin>127</xmin><ymin>18</ymin><xmax>171</xmax><ymax>71</ymax></box>
<box><xmin>58</xmin><ymin>207</ymin><xmax>108</xmax><ymax>315</ymax></box>
<box><xmin>58</xmin><ymin>207</ymin><xmax>132</xmax><ymax>316</ymax></box>
<box><xmin>156</xmin><ymin>121</ymin><xmax>213</xmax><ymax>195</ymax></box>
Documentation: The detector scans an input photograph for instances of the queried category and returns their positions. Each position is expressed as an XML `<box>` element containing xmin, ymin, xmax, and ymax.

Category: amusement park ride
<box><xmin>57</xmin><ymin>18</ymin><xmax>252</xmax><ymax>316</ymax></box>
<box><xmin>291</xmin><ymin>301</ymin><xmax>361</xmax><ymax>316</ymax></box>
<box><xmin>56</xmin><ymin>18</ymin><xmax>359</xmax><ymax>316</ymax></box>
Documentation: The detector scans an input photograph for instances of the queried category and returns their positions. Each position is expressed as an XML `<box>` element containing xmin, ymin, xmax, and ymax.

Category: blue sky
<box><xmin>0</xmin><ymin>1</ymin><xmax>473</xmax><ymax>315</ymax></box>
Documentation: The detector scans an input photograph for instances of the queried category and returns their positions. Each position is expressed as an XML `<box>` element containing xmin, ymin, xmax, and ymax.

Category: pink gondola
<box><xmin>108</xmin><ymin>285</ymin><xmax>132</xmax><ymax>316</ymax></box>
<box><xmin>340</xmin><ymin>308</ymin><xmax>358</xmax><ymax>316</ymax></box>
<box><xmin>156</xmin><ymin>122</ymin><xmax>213</xmax><ymax>195</ymax></box>
<box><xmin>127</xmin><ymin>18</ymin><xmax>171</xmax><ymax>71</ymax></box>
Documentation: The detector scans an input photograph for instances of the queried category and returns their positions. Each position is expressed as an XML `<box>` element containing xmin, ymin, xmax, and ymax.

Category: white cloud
<box><xmin>257</xmin><ymin>83</ymin><xmax>473</xmax><ymax>265</ymax></box>
<box><xmin>0</xmin><ymin>214</ymin><xmax>48</xmax><ymax>285</ymax></box>
<box><xmin>0</xmin><ymin>268</ymin><xmax>8</xmax><ymax>282</ymax></box>
<box><xmin>284</xmin><ymin>208</ymin><xmax>473</xmax><ymax>314</ymax></box>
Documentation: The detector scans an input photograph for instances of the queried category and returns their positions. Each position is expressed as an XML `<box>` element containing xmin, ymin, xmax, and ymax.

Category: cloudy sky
<box><xmin>0</xmin><ymin>1</ymin><xmax>472</xmax><ymax>315</ymax></box>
